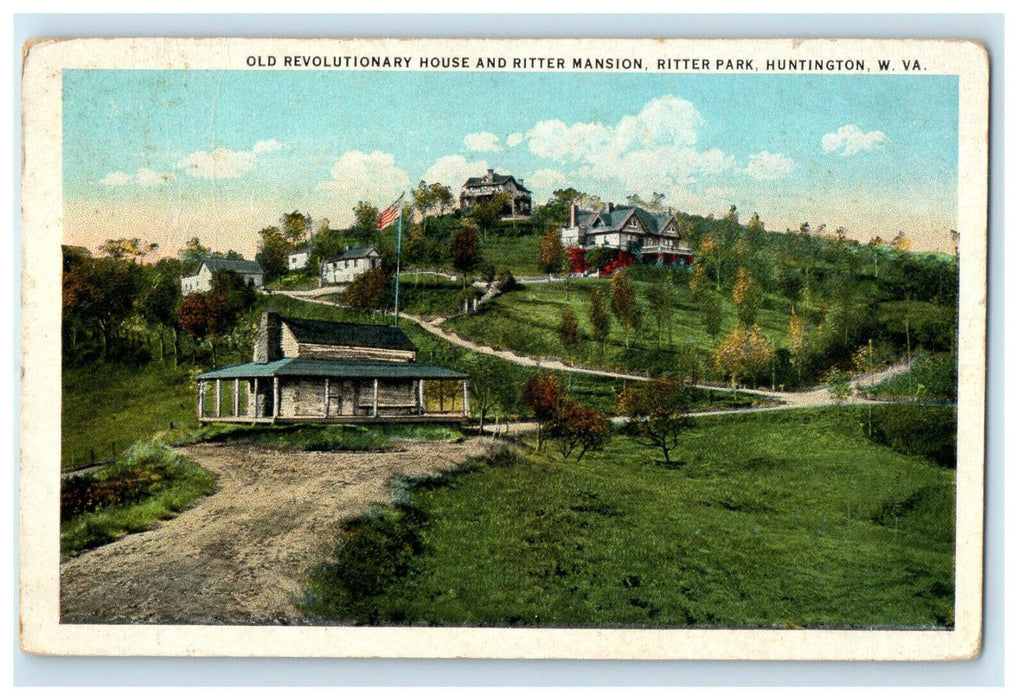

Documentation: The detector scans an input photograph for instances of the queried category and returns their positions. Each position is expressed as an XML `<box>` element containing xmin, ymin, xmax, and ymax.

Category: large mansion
<box><xmin>560</xmin><ymin>202</ymin><xmax>694</xmax><ymax>275</ymax></box>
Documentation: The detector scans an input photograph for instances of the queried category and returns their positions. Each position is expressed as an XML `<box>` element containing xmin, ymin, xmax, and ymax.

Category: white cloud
<box><xmin>176</xmin><ymin>140</ymin><xmax>284</xmax><ymax>179</ymax></box>
<box><xmin>136</xmin><ymin>168</ymin><xmax>176</xmax><ymax>187</ymax></box>
<box><xmin>421</xmin><ymin>154</ymin><xmax>489</xmax><ymax>190</ymax></box>
<box><xmin>525</xmin><ymin>168</ymin><xmax>568</xmax><ymax>194</ymax></box>
<box><xmin>317</xmin><ymin>150</ymin><xmax>411</xmax><ymax>208</ymax></box>
<box><xmin>464</xmin><ymin>132</ymin><xmax>502</xmax><ymax>152</ymax></box>
<box><xmin>506</xmin><ymin>132</ymin><xmax>524</xmax><ymax>148</ymax></box>
<box><xmin>524</xmin><ymin>95</ymin><xmax>734</xmax><ymax>199</ymax></box>
<box><xmin>252</xmin><ymin>139</ymin><xmax>284</xmax><ymax>155</ymax></box>
<box><xmin>99</xmin><ymin>171</ymin><xmax>132</xmax><ymax>187</ymax></box>
<box><xmin>99</xmin><ymin>168</ymin><xmax>175</xmax><ymax>188</ymax></box>
<box><xmin>821</xmin><ymin>125</ymin><xmax>888</xmax><ymax>157</ymax></box>
<box><xmin>743</xmin><ymin>151</ymin><xmax>796</xmax><ymax>181</ymax></box>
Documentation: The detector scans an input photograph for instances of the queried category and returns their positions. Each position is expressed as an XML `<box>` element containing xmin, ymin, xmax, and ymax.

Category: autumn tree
<box><xmin>538</xmin><ymin>228</ymin><xmax>568</xmax><ymax>276</ymax></box>
<box><xmin>713</xmin><ymin>324</ymin><xmax>773</xmax><ymax>388</ymax></box>
<box><xmin>698</xmin><ymin>235</ymin><xmax>726</xmax><ymax>291</ymax></box>
<box><xmin>732</xmin><ymin>267</ymin><xmax>760</xmax><ymax>328</ymax></box>
<box><xmin>558</xmin><ymin>308</ymin><xmax>582</xmax><ymax>360</ymax></box>
<box><xmin>689</xmin><ymin>262</ymin><xmax>723</xmax><ymax>339</ymax></box>
<box><xmin>340</xmin><ymin>267</ymin><xmax>391</xmax><ymax>314</ymax></box>
<box><xmin>747</xmin><ymin>212</ymin><xmax>764</xmax><ymax>233</ymax></box>
<box><xmin>724</xmin><ymin>204</ymin><xmax>739</xmax><ymax>225</ymax></box>
<box><xmin>617</xmin><ymin>375</ymin><xmax>693</xmax><ymax>465</ymax></box>
<box><xmin>524</xmin><ymin>374</ymin><xmax>566</xmax><ymax>451</ymax></box>
<box><xmin>610</xmin><ymin>269</ymin><xmax>640</xmax><ymax>347</ymax></box>
<box><xmin>787</xmin><ymin>310</ymin><xmax>811</xmax><ymax>384</ymax></box>
<box><xmin>588</xmin><ymin>286</ymin><xmax>611</xmax><ymax>355</ymax></box>
<box><xmin>549</xmin><ymin>401</ymin><xmax>611</xmax><ymax>461</ymax></box>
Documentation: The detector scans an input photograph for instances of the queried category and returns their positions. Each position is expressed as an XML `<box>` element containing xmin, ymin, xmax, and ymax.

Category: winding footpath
<box><xmin>276</xmin><ymin>289</ymin><xmax>912</xmax><ymax>411</ymax></box>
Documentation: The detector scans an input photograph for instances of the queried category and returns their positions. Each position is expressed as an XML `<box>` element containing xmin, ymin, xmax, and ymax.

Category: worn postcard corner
<box><xmin>20</xmin><ymin>36</ymin><xmax>988</xmax><ymax>660</ymax></box>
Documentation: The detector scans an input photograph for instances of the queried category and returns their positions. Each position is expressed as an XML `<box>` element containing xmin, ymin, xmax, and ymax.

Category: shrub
<box><xmin>864</xmin><ymin>405</ymin><xmax>956</xmax><ymax>468</ymax></box>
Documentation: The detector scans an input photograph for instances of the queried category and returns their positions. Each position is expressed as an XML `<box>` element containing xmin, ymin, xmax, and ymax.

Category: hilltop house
<box><xmin>459</xmin><ymin>169</ymin><xmax>532</xmax><ymax>218</ymax></box>
<box><xmin>560</xmin><ymin>202</ymin><xmax>693</xmax><ymax>275</ymax></box>
<box><xmin>287</xmin><ymin>247</ymin><xmax>311</xmax><ymax>271</ymax></box>
<box><xmin>196</xmin><ymin>310</ymin><xmax>469</xmax><ymax>423</ymax></box>
<box><xmin>181</xmin><ymin>257</ymin><xmax>264</xmax><ymax>295</ymax></box>
<box><xmin>320</xmin><ymin>246</ymin><xmax>382</xmax><ymax>285</ymax></box>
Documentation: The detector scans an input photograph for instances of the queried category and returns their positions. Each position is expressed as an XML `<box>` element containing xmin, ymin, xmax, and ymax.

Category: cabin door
<box><xmin>337</xmin><ymin>380</ymin><xmax>356</xmax><ymax>415</ymax></box>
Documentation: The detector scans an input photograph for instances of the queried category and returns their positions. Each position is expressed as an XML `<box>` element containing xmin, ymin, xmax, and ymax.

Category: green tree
<box><xmin>179</xmin><ymin>237</ymin><xmax>212</xmax><ymax>269</ymax></box>
<box><xmin>353</xmin><ymin>201</ymin><xmax>380</xmax><ymax>244</ymax></box>
<box><xmin>471</xmin><ymin>192</ymin><xmax>511</xmax><ymax>237</ymax></box>
<box><xmin>281</xmin><ymin>210</ymin><xmax>311</xmax><ymax>246</ymax></box>
<box><xmin>340</xmin><ymin>267</ymin><xmax>391</xmax><ymax>314</ymax></box>
<box><xmin>747</xmin><ymin>212</ymin><xmax>764</xmax><ymax>233</ymax></box>
<box><xmin>450</xmin><ymin>226</ymin><xmax>481</xmax><ymax>282</ymax></box>
<box><xmin>256</xmin><ymin>225</ymin><xmax>289</xmax><ymax>283</ymax></box>
<box><xmin>584</xmin><ymin>246</ymin><xmax>618</xmax><ymax>272</ymax></box>
<box><xmin>644</xmin><ymin>272</ymin><xmax>678</xmax><ymax>348</ymax></box>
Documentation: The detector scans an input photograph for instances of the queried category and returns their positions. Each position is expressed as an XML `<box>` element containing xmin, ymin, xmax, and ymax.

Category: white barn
<box><xmin>287</xmin><ymin>248</ymin><xmax>311</xmax><ymax>271</ymax></box>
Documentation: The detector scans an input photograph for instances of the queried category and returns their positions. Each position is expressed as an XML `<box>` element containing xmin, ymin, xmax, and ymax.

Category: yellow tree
<box><xmin>732</xmin><ymin>267</ymin><xmax>760</xmax><ymax>328</ymax></box>
<box><xmin>713</xmin><ymin>324</ymin><xmax>773</xmax><ymax>388</ymax></box>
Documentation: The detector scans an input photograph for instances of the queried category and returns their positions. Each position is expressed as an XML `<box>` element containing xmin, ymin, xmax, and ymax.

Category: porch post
<box><xmin>215</xmin><ymin>379</ymin><xmax>222</xmax><ymax>418</ymax></box>
<box><xmin>462</xmin><ymin>379</ymin><xmax>469</xmax><ymax>418</ymax></box>
<box><xmin>372</xmin><ymin>378</ymin><xmax>379</xmax><ymax>418</ymax></box>
<box><xmin>418</xmin><ymin>379</ymin><xmax>425</xmax><ymax>415</ymax></box>
<box><xmin>272</xmin><ymin>376</ymin><xmax>279</xmax><ymax>420</ymax></box>
<box><xmin>247</xmin><ymin>379</ymin><xmax>255</xmax><ymax>418</ymax></box>
<box><xmin>323</xmin><ymin>377</ymin><xmax>330</xmax><ymax>418</ymax></box>
<box><xmin>196</xmin><ymin>381</ymin><xmax>204</xmax><ymax>420</ymax></box>
<box><xmin>233</xmin><ymin>378</ymin><xmax>240</xmax><ymax>417</ymax></box>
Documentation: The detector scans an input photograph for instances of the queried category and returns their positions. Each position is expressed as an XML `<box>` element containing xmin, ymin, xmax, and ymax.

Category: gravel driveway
<box><xmin>59</xmin><ymin>437</ymin><xmax>493</xmax><ymax>624</ymax></box>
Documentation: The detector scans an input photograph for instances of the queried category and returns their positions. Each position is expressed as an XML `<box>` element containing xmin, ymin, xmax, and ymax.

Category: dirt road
<box><xmin>59</xmin><ymin>437</ymin><xmax>494</xmax><ymax>624</ymax></box>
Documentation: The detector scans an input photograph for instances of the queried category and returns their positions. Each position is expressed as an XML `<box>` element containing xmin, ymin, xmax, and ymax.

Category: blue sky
<box><xmin>63</xmin><ymin>69</ymin><xmax>959</xmax><ymax>256</ymax></box>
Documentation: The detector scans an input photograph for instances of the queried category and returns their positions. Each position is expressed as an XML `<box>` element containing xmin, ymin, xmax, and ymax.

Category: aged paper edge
<box><xmin>18</xmin><ymin>37</ymin><xmax>989</xmax><ymax>660</ymax></box>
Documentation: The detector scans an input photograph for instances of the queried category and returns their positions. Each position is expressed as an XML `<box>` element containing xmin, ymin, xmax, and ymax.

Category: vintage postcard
<box><xmin>20</xmin><ymin>37</ymin><xmax>988</xmax><ymax>659</ymax></box>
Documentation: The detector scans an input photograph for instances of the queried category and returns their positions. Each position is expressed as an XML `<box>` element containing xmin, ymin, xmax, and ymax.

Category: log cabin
<box><xmin>196</xmin><ymin>310</ymin><xmax>469</xmax><ymax>423</ymax></box>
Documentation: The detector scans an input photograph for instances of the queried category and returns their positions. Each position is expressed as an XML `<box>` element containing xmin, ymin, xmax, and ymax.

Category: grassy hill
<box><xmin>305</xmin><ymin>406</ymin><xmax>955</xmax><ymax>628</ymax></box>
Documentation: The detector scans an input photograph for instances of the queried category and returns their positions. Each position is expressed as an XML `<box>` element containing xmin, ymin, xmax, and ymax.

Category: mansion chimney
<box><xmin>486</xmin><ymin>168</ymin><xmax>495</xmax><ymax>182</ymax></box>
<box><xmin>569</xmin><ymin>203</ymin><xmax>578</xmax><ymax>228</ymax></box>
<box><xmin>254</xmin><ymin>309</ymin><xmax>283</xmax><ymax>363</ymax></box>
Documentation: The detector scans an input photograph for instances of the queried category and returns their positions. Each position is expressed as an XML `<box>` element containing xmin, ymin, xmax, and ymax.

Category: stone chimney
<box><xmin>486</xmin><ymin>168</ymin><xmax>495</xmax><ymax>182</ymax></box>
<box><xmin>569</xmin><ymin>203</ymin><xmax>578</xmax><ymax>228</ymax></box>
<box><xmin>253</xmin><ymin>309</ymin><xmax>283</xmax><ymax>363</ymax></box>
<box><xmin>606</xmin><ymin>201</ymin><xmax>614</xmax><ymax>213</ymax></box>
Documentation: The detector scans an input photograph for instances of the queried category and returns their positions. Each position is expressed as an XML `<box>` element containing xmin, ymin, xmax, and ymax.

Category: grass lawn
<box><xmin>480</xmin><ymin>234</ymin><xmax>546</xmax><ymax>277</ymax></box>
<box><xmin>443</xmin><ymin>277</ymin><xmax>794</xmax><ymax>377</ymax></box>
<box><xmin>61</xmin><ymin>441</ymin><xmax>216</xmax><ymax>558</ymax></box>
<box><xmin>62</xmin><ymin>362</ymin><xmax>199</xmax><ymax>471</ymax></box>
<box><xmin>304</xmin><ymin>406</ymin><xmax>954</xmax><ymax>628</ymax></box>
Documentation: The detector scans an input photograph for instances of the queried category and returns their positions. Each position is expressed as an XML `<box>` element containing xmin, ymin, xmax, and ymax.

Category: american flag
<box><xmin>378</xmin><ymin>200</ymin><xmax>401</xmax><ymax>230</ymax></box>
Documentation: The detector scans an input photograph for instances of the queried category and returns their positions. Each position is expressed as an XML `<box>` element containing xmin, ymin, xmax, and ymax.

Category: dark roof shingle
<box><xmin>281</xmin><ymin>317</ymin><xmax>417</xmax><ymax>352</ymax></box>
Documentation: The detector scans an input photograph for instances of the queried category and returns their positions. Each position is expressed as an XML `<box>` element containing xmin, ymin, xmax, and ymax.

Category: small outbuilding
<box><xmin>320</xmin><ymin>246</ymin><xmax>382</xmax><ymax>285</ymax></box>
<box><xmin>196</xmin><ymin>310</ymin><xmax>469</xmax><ymax>423</ymax></box>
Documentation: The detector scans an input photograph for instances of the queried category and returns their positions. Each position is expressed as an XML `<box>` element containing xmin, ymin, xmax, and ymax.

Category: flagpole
<box><xmin>393</xmin><ymin>206</ymin><xmax>403</xmax><ymax>325</ymax></box>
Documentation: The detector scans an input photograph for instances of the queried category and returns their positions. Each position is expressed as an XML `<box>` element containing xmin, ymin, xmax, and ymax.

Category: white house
<box><xmin>320</xmin><ymin>246</ymin><xmax>383</xmax><ymax>285</ymax></box>
<box><xmin>288</xmin><ymin>247</ymin><xmax>311</xmax><ymax>271</ymax></box>
<box><xmin>181</xmin><ymin>257</ymin><xmax>265</xmax><ymax>295</ymax></box>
